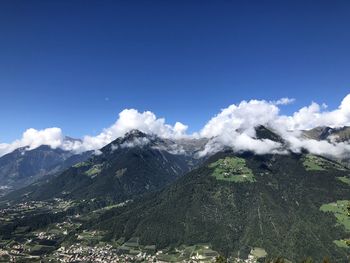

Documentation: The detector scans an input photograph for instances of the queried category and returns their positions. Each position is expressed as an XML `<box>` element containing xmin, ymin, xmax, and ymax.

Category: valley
<box><xmin>0</xmin><ymin>199</ymin><xmax>267</xmax><ymax>263</ymax></box>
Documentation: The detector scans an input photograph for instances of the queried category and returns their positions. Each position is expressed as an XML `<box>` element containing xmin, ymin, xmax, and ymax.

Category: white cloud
<box><xmin>284</xmin><ymin>134</ymin><xmax>350</xmax><ymax>158</ymax></box>
<box><xmin>200</xmin><ymin>94</ymin><xmax>350</xmax><ymax>139</ymax></box>
<box><xmin>198</xmin><ymin>132</ymin><xmax>285</xmax><ymax>157</ymax></box>
<box><xmin>78</xmin><ymin>109</ymin><xmax>189</xmax><ymax>152</ymax></box>
<box><xmin>275</xmin><ymin>94</ymin><xmax>350</xmax><ymax>130</ymax></box>
<box><xmin>116</xmin><ymin>137</ymin><xmax>151</xmax><ymax>150</ymax></box>
<box><xmin>271</xmin><ymin>97</ymin><xmax>295</xmax><ymax>105</ymax></box>
<box><xmin>1</xmin><ymin>94</ymin><xmax>350</xmax><ymax>158</ymax></box>
<box><xmin>0</xmin><ymin>109</ymin><xmax>190</xmax><ymax>156</ymax></box>
<box><xmin>197</xmin><ymin>94</ymin><xmax>350</xmax><ymax>157</ymax></box>
<box><xmin>0</xmin><ymin>127</ymin><xmax>65</xmax><ymax>157</ymax></box>
<box><xmin>200</xmin><ymin>100</ymin><xmax>280</xmax><ymax>138</ymax></box>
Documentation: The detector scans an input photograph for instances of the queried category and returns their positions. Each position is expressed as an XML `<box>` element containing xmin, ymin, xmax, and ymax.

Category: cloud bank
<box><xmin>0</xmin><ymin>128</ymin><xmax>65</xmax><ymax>156</ymax></box>
<box><xmin>1</xmin><ymin>94</ymin><xmax>350</xmax><ymax>158</ymax></box>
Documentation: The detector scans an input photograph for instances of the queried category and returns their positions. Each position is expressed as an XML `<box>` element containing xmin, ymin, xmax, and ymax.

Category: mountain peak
<box><xmin>254</xmin><ymin>125</ymin><xmax>284</xmax><ymax>143</ymax></box>
<box><xmin>101</xmin><ymin>129</ymin><xmax>154</xmax><ymax>153</ymax></box>
<box><xmin>302</xmin><ymin>126</ymin><xmax>350</xmax><ymax>142</ymax></box>
<box><xmin>124</xmin><ymin>129</ymin><xmax>148</xmax><ymax>139</ymax></box>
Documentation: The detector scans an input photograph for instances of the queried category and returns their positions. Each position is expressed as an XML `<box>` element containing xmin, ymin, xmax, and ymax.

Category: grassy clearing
<box><xmin>333</xmin><ymin>239</ymin><xmax>349</xmax><ymax>249</ymax></box>
<box><xmin>25</xmin><ymin>244</ymin><xmax>55</xmax><ymax>255</ymax></box>
<box><xmin>77</xmin><ymin>230</ymin><xmax>105</xmax><ymax>244</ymax></box>
<box><xmin>337</xmin><ymin>176</ymin><xmax>350</xmax><ymax>186</ymax></box>
<box><xmin>303</xmin><ymin>154</ymin><xmax>346</xmax><ymax>171</ymax></box>
<box><xmin>155</xmin><ymin>244</ymin><xmax>217</xmax><ymax>262</ymax></box>
<box><xmin>73</xmin><ymin>161</ymin><xmax>90</xmax><ymax>168</ymax></box>
<box><xmin>303</xmin><ymin>155</ymin><xmax>325</xmax><ymax>171</ymax></box>
<box><xmin>320</xmin><ymin>200</ymin><xmax>350</xmax><ymax>231</ymax></box>
<box><xmin>209</xmin><ymin>157</ymin><xmax>255</xmax><ymax>183</ymax></box>
<box><xmin>157</xmin><ymin>253</ymin><xmax>183</xmax><ymax>262</ymax></box>
<box><xmin>251</xmin><ymin>247</ymin><xmax>267</xmax><ymax>258</ymax></box>
<box><xmin>85</xmin><ymin>164</ymin><xmax>103</xmax><ymax>177</ymax></box>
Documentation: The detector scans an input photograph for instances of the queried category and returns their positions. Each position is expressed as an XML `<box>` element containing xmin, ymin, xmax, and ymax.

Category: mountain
<box><xmin>0</xmin><ymin>145</ymin><xmax>92</xmax><ymax>196</ymax></box>
<box><xmin>303</xmin><ymin>126</ymin><xmax>350</xmax><ymax>168</ymax></box>
<box><xmin>1</xmin><ymin>127</ymin><xmax>349</xmax><ymax>261</ymax></box>
<box><xmin>303</xmin><ymin>126</ymin><xmax>350</xmax><ymax>143</ymax></box>
<box><xmin>87</xmin><ymin>150</ymin><xmax>350</xmax><ymax>262</ymax></box>
<box><xmin>3</xmin><ymin>130</ymin><xmax>207</xmax><ymax>203</ymax></box>
<box><xmin>254</xmin><ymin>125</ymin><xmax>285</xmax><ymax>143</ymax></box>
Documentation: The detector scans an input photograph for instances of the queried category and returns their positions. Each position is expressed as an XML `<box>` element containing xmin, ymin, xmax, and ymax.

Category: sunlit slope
<box><xmin>90</xmin><ymin>151</ymin><xmax>350</xmax><ymax>262</ymax></box>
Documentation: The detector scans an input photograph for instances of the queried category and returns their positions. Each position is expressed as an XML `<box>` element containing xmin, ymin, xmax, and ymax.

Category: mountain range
<box><xmin>0</xmin><ymin>144</ymin><xmax>92</xmax><ymax>196</ymax></box>
<box><xmin>0</xmin><ymin>126</ymin><xmax>349</xmax><ymax>262</ymax></box>
<box><xmin>2</xmin><ymin>130</ymin><xmax>207</xmax><ymax>203</ymax></box>
<box><xmin>302</xmin><ymin>126</ymin><xmax>350</xmax><ymax>142</ymax></box>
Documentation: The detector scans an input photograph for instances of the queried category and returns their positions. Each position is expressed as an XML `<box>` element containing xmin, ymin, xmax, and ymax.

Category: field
<box><xmin>320</xmin><ymin>200</ymin><xmax>350</xmax><ymax>231</ymax></box>
<box><xmin>209</xmin><ymin>157</ymin><xmax>255</xmax><ymax>183</ymax></box>
<box><xmin>250</xmin><ymin>247</ymin><xmax>267</xmax><ymax>259</ymax></box>
<box><xmin>85</xmin><ymin>164</ymin><xmax>103</xmax><ymax>177</ymax></box>
<box><xmin>77</xmin><ymin>229</ymin><xmax>107</xmax><ymax>243</ymax></box>
<box><xmin>333</xmin><ymin>240</ymin><xmax>349</xmax><ymax>249</ymax></box>
<box><xmin>337</xmin><ymin>176</ymin><xmax>350</xmax><ymax>186</ymax></box>
<box><xmin>303</xmin><ymin>154</ymin><xmax>346</xmax><ymax>171</ymax></box>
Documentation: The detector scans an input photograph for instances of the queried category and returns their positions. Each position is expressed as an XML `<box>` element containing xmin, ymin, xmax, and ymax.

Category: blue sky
<box><xmin>1</xmin><ymin>0</ymin><xmax>349</xmax><ymax>142</ymax></box>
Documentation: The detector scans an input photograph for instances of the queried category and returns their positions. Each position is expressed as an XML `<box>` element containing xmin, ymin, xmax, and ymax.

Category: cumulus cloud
<box><xmin>200</xmin><ymin>100</ymin><xmax>280</xmax><ymax>138</ymax></box>
<box><xmin>79</xmin><ymin>109</ymin><xmax>189</xmax><ymax>152</ymax></box>
<box><xmin>0</xmin><ymin>109</ymin><xmax>189</xmax><ymax>157</ymax></box>
<box><xmin>0</xmin><ymin>127</ymin><xmax>65</xmax><ymax>157</ymax></box>
<box><xmin>1</xmin><ymin>94</ymin><xmax>350</xmax><ymax>158</ymax></box>
<box><xmin>197</xmin><ymin>94</ymin><xmax>350</xmax><ymax>157</ymax></box>
<box><xmin>199</xmin><ymin>94</ymin><xmax>350</xmax><ymax>139</ymax></box>
<box><xmin>198</xmin><ymin>132</ymin><xmax>285</xmax><ymax>157</ymax></box>
<box><xmin>275</xmin><ymin>94</ymin><xmax>350</xmax><ymax>130</ymax></box>
<box><xmin>286</xmin><ymin>136</ymin><xmax>350</xmax><ymax>157</ymax></box>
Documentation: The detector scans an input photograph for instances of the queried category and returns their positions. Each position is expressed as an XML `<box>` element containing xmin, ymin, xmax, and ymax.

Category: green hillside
<box><xmin>88</xmin><ymin>151</ymin><xmax>350</xmax><ymax>262</ymax></box>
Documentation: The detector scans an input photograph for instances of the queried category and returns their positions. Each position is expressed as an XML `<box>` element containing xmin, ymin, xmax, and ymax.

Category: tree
<box><xmin>301</xmin><ymin>257</ymin><xmax>314</xmax><ymax>263</ymax></box>
<box><xmin>345</xmin><ymin>239</ymin><xmax>350</xmax><ymax>247</ymax></box>
<box><xmin>215</xmin><ymin>255</ymin><xmax>227</xmax><ymax>263</ymax></box>
<box><xmin>264</xmin><ymin>258</ymin><xmax>285</xmax><ymax>263</ymax></box>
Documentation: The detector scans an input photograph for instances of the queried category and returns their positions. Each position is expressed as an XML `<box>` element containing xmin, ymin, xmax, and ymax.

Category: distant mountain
<box><xmin>0</xmin><ymin>145</ymin><xmax>92</xmax><ymax>196</ymax></box>
<box><xmin>303</xmin><ymin>126</ymin><xmax>350</xmax><ymax>167</ymax></box>
<box><xmin>303</xmin><ymin>126</ymin><xmax>350</xmax><ymax>142</ymax></box>
<box><xmin>88</xmin><ymin>151</ymin><xmax>350</xmax><ymax>262</ymax></box>
<box><xmin>3</xmin><ymin>130</ymin><xmax>207</xmax><ymax>203</ymax></box>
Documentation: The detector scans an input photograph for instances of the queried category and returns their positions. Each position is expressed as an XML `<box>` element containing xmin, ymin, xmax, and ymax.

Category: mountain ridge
<box><xmin>2</xmin><ymin>130</ymin><xmax>207</xmax><ymax>204</ymax></box>
<box><xmin>0</xmin><ymin>145</ymin><xmax>92</xmax><ymax>196</ymax></box>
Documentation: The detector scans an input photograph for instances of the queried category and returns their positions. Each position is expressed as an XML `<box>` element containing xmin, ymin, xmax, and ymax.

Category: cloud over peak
<box><xmin>1</xmin><ymin>94</ymin><xmax>350</xmax><ymax>158</ymax></box>
<box><xmin>0</xmin><ymin>127</ymin><xmax>65</xmax><ymax>157</ymax></box>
